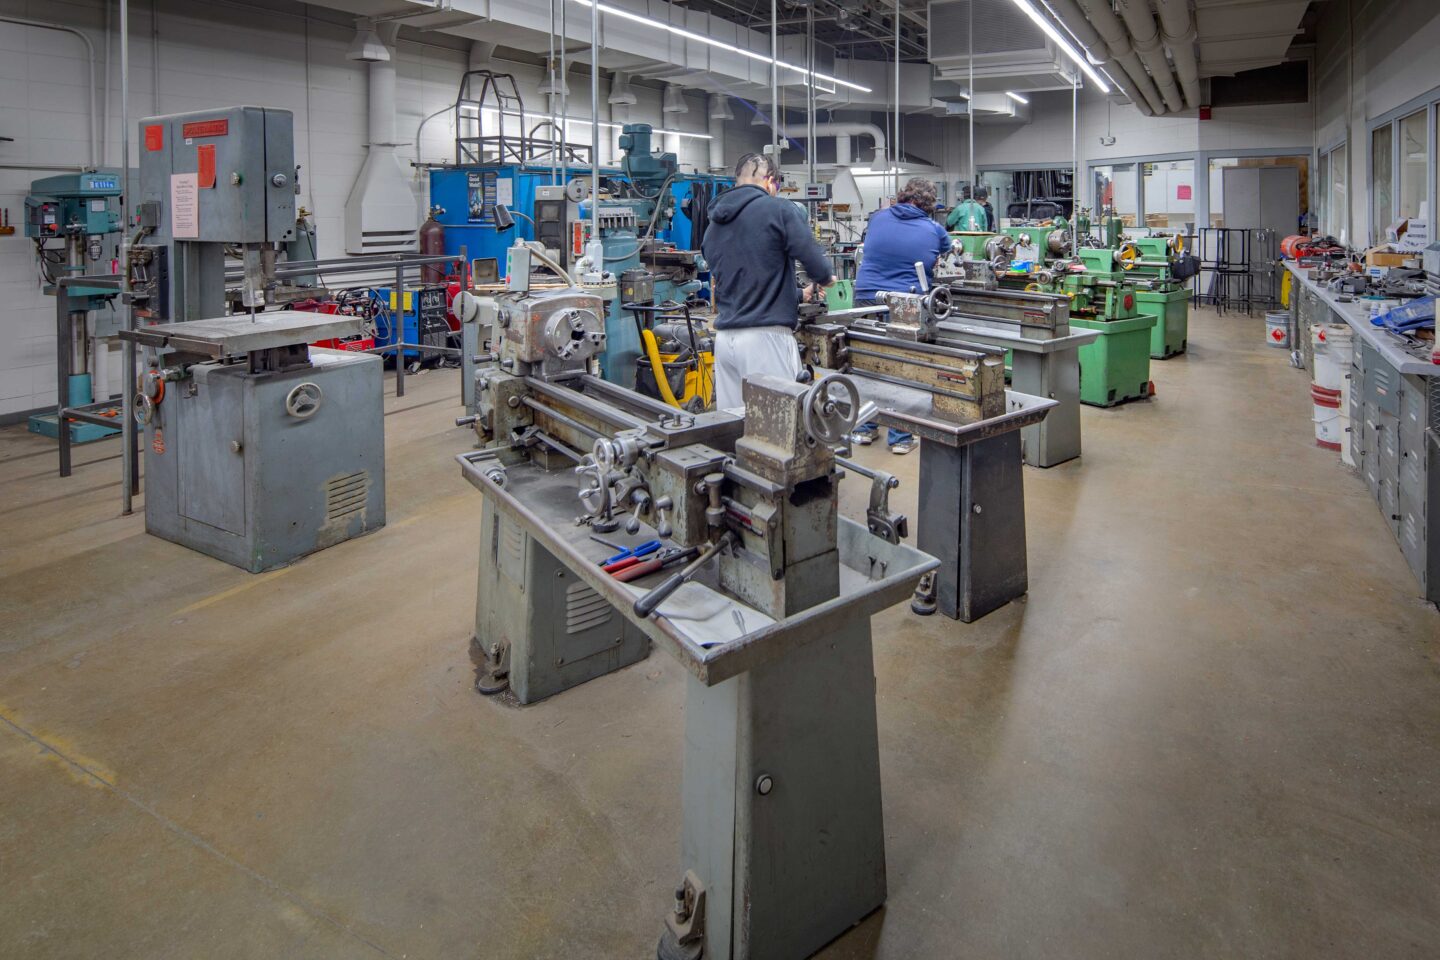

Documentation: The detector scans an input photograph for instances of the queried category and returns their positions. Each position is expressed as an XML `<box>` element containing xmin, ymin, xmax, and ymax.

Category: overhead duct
<box><xmin>1041</xmin><ymin>0</ymin><xmax>1155</xmax><ymax>116</ymax></box>
<box><xmin>346</xmin><ymin>16</ymin><xmax>390</xmax><ymax>61</ymax></box>
<box><xmin>1155</xmin><ymin>0</ymin><xmax>1201</xmax><ymax>109</ymax></box>
<box><xmin>344</xmin><ymin>20</ymin><xmax>418</xmax><ymax>254</ymax></box>
<box><xmin>707</xmin><ymin>94</ymin><xmax>729</xmax><ymax>172</ymax></box>
<box><xmin>1114</xmin><ymin>0</ymin><xmax>1183</xmax><ymax>112</ymax></box>
<box><xmin>1075</xmin><ymin>0</ymin><xmax>1166</xmax><ymax>114</ymax></box>
<box><xmin>663</xmin><ymin>84</ymin><xmax>689</xmax><ymax>114</ymax></box>
<box><xmin>776</xmin><ymin>122</ymin><xmax>886</xmax><ymax>164</ymax></box>
<box><xmin>608</xmin><ymin>71</ymin><xmax>638</xmax><ymax>105</ymax></box>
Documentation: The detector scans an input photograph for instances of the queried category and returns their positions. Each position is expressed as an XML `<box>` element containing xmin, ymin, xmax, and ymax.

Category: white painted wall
<box><xmin>0</xmin><ymin>0</ymin><xmax>756</xmax><ymax>418</ymax></box>
<box><xmin>1315</xmin><ymin>0</ymin><xmax>1440</xmax><ymax>247</ymax></box>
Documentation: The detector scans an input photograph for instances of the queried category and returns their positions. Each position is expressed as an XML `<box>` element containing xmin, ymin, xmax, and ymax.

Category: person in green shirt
<box><xmin>946</xmin><ymin>185</ymin><xmax>988</xmax><ymax>232</ymax></box>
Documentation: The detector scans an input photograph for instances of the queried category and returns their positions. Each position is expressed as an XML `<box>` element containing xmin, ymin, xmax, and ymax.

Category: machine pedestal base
<box><xmin>918</xmin><ymin>431</ymin><xmax>1028</xmax><ymax>621</ymax></box>
<box><xmin>673</xmin><ymin>619</ymin><xmax>886</xmax><ymax>960</ymax></box>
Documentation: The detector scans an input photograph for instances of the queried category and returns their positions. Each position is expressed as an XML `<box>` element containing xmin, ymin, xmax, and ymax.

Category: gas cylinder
<box><xmin>420</xmin><ymin>206</ymin><xmax>446</xmax><ymax>283</ymax></box>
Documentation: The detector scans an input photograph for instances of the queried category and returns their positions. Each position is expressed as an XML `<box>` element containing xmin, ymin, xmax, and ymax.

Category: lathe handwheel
<box><xmin>925</xmin><ymin>285</ymin><xmax>952</xmax><ymax>321</ymax></box>
<box><xmin>803</xmin><ymin>373</ymin><xmax>862</xmax><ymax>445</ymax></box>
<box><xmin>284</xmin><ymin>382</ymin><xmax>323</xmax><ymax>419</ymax></box>
<box><xmin>1116</xmin><ymin>241</ymin><xmax>1139</xmax><ymax>271</ymax></box>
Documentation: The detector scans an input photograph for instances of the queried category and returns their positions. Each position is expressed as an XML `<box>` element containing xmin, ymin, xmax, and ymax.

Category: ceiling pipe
<box><xmin>775</xmin><ymin>122</ymin><xmax>886</xmax><ymax>164</ymax></box>
<box><xmin>1114</xmin><ymin>0</ymin><xmax>1183</xmax><ymax>112</ymax></box>
<box><xmin>1075</xmin><ymin>0</ymin><xmax>1167</xmax><ymax>115</ymax></box>
<box><xmin>1040</xmin><ymin>0</ymin><xmax>1156</xmax><ymax>116</ymax></box>
<box><xmin>1154</xmin><ymin>0</ymin><xmax>1202</xmax><ymax>109</ymax></box>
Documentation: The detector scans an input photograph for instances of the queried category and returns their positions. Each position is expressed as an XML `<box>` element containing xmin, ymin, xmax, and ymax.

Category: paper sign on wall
<box><xmin>496</xmin><ymin>177</ymin><xmax>514</xmax><ymax>207</ymax></box>
<box><xmin>171</xmin><ymin>173</ymin><xmax>199</xmax><ymax>239</ymax></box>
<box><xmin>1177</xmin><ymin>184</ymin><xmax>1193</xmax><ymax>200</ymax></box>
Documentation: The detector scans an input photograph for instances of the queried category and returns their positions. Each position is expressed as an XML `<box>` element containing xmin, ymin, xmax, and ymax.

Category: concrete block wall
<box><xmin>0</xmin><ymin>0</ymin><xmax>758</xmax><ymax>418</ymax></box>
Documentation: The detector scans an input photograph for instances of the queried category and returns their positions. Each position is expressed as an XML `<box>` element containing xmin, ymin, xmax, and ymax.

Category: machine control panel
<box><xmin>802</xmin><ymin>182</ymin><xmax>832</xmax><ymax>202</ymax></box>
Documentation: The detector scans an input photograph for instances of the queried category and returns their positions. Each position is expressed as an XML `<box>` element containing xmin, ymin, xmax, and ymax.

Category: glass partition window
<box><xmin>1330</xmin><ymin>144</ymin><xmax>1348</xmax><ymax>242</ymax></box>
<box><xmin>1093</xmin><ymin>163</ymin><xmax>1139</xmax><ymax>226</ymax></box>
<box><xmin>1317</xmin><ymin>152</ymin><xmax>1330</xmax><ymax>234</ymax></box>
<box><xmin>1372</xmin><ymin>124</ymin><xmax>1393</xmax><ymax>243</ymax></box>
<box><xmin>1142</xmin><ymin>160</ymin><xmax>1194</xmax><ymax>229</ymax></box>
<box><xmin>1398</xmin><ymin>109</ymin><xmax>1427</xmax><ymax>221</ymax></box>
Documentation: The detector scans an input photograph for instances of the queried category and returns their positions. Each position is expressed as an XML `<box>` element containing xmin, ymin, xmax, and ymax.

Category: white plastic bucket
<box><xmin>1311</xmin><ymin>325</ymin><xmax>1344</xmax><ymax>390</ymax></box>
<box><xmin>1265</xmin><ymin>310</ymin><xmax>1289</xmax><ymax>348</ymax></box>
<box><xmin>1312</xmin><ymin>384</ymin><xmax>1342</xmax><ymax>451</ymax></box>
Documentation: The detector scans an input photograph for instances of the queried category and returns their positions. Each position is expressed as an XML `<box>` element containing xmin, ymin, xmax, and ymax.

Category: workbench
<box><xmin>1283</xmin><ymin>261</ymin><xmax>1438</xmax><ymax>605</ymax></box>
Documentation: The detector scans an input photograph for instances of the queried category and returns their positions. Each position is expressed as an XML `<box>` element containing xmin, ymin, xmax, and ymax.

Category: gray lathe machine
<box><xmin>456</xmin><ymin>279</ymin><xmax>1056</xmax><ymax>957</ymax></box>
<box><xmin>119</xmin><ymin>106</ymin><xmax>385</xmax><ymax>572</ymax></box>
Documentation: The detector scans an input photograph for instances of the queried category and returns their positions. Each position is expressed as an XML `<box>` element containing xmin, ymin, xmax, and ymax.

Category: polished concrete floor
<box><xmin>1</xmin><ymin>307</ymin><xmax>1437</xmax><ymax>959</ymax></box>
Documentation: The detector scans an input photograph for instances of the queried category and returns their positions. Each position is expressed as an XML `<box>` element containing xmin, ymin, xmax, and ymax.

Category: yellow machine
<box><xmin>629</xmin><ymin>303</ymin><xmax>715</xmax><ymax>411</ymax></box>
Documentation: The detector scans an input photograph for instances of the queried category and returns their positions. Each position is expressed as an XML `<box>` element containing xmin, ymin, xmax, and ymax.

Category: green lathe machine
<box><xmin>1129</xmin><ymin>235</ymin><xmax>1190</xmax><ymax>358</ymax></box>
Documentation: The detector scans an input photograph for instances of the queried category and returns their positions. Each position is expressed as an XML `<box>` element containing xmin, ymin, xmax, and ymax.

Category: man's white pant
<box><xmin>714</xmin><ymin>326</ymin><xmax>803</xmax><ymax>412</ymax></box>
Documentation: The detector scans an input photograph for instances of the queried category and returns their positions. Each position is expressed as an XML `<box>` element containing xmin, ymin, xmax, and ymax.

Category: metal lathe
<box><xmin>455</xmin><ymin>276</ymin><xmax>1055</xmax><ymax>957</ymax></box>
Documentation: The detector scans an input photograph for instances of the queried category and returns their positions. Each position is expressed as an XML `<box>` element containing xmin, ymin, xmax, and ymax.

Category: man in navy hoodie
<box><xmin>702</xmin><ymin>153</ymin><xmax>835</xmax><ymax>410</ymax></box>
<box><xmin>851</xmin><ymin>177</ymin><xmax>951</xmax><ymax>454</ymax></box>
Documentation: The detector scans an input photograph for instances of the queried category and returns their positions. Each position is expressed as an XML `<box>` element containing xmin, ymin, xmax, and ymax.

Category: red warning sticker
<box><xmin>197</xmin><ymin>144</ymin><xmax>216</xmax><ymax>188</ymax></box>
<box><xmin>144</xmin><ymin>124</ymin><xmax>164</xmax><ymax>151</ymax></box>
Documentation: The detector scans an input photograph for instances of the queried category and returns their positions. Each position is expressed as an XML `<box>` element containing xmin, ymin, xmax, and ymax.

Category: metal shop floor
<box><xmin>2</xmin><ymin>307</ymin><xmax>1437</xmax><ymax>959</ymax></box>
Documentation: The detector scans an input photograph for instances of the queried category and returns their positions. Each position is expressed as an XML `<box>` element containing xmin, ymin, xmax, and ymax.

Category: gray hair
<box><xmin>734</xmin><ymin>152</ymin><xmax>780</xmax><ymax>184</ymax></box>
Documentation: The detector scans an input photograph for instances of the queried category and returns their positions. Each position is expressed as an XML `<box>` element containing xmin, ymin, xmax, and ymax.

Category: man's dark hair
<box><xmin>734</xmin><ymin>152</ymin><xmax>780</xmax><ymax>183</ymax></box>
<box><xmin>961</xmin><ymin>184</ymin><xmax>973</xmax><ymax>200</ymax></box>
<box><xmin>897</xmin><ymin>177</ymin><xmax>938</xmax><ymax>214</ymax></box>
<box><xmin>976</xmin><ymin>185</ymin><xmax>989</xmax><ymax>200</ymax></box>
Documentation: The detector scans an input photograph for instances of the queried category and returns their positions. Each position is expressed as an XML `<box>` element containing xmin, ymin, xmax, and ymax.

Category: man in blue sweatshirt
<box><xmin>702</xmin><ymin>153</ymin><xmax>835</xmax><ymax>410</ymax></box>
<box><xmin>851</xmin><ymin>177</ymin><xmax>951</xmax><ymax>454</ymax></box>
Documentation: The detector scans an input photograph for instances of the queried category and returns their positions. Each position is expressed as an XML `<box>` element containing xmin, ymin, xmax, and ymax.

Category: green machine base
<box><xmin>1071</xmin><ymin>314</ymin><xmax>1156</xmax><ymax>406</ymax></box>
<box><xmin>27</xmin><ymin>412</ymin><xmax>121</xmax><ymax>444</ymax></box>
<box><xmin>1136</xmin><ymin>288</ymin><xmax>1189</xmax><ymax>359</ymax></box>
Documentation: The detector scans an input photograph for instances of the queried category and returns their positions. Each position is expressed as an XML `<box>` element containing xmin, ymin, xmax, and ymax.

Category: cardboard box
<box><xmin>1366</xmin><ymin>249</ymin><xmax>1410</xmax><ymax>268</ymax></box>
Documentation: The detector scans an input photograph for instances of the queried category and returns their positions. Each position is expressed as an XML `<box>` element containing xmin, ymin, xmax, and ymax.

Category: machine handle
<box><xmin>633</xmin><ymin>532</ymin><xmax>734</xmax><ymax>619</ymax></box>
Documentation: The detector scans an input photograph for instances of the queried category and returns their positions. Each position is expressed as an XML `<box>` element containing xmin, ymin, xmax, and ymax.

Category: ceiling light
<box><xmin>345</xmin><ymin>18</ymin><xmax>390</xmax><ymax>62</ymax></box>
<box><xmin>1005</xmin><ymin>0</ymin><xmax>1110</xmax><ymax>94</ymax></box>
<box><xmin>571</xmin><ymin>0</ymin><xmax>872</xmax><ymax>94</ymax></box>
<box><xmin>1006</xmin><ymin>91</ymin><xmax>1029</xmax><ymax>105</ymax></box>
<box><xmin>663</xmin><ymin>84</ymin><xmax>689</xmax><ymax>114</ymax></box>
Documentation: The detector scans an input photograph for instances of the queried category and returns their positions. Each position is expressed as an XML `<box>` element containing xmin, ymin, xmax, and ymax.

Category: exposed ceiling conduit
<box><xmin>1074</xmin><ymin>0</ymin><xmax>1167</xmax><ymax>115</ymax></box>
<box><xmin>1114</xmin><ymin>0</ymin><xmax>1184</xmax><ymax>112</ymax></box>
<box><xmin>1154</xmin><ymin>0</ymin><xmax>1201</xmax><ymax>109</ymax></box>
<box><xmin>1040</xmin><ymin>0</ymin><xmax>1156</xmax><ymax>117</ymax></box>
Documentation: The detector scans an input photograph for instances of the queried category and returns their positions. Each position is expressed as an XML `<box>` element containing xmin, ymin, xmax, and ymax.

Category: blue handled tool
<box><xmin>599</xmin><ymin>539</ymin><xmax>662</xmax><ymax>566</ymax></box>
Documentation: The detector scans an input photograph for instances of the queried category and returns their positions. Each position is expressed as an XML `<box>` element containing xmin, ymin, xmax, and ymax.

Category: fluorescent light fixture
<box><xmin>571</xmin><ymin>0</ymin><xmax>872</xmax><ymax>94</ymax></box>
<box><xmin>1005</xmin><ymin>91</ymin><xmax>1029</xmax><ymax>105</ymax></box>
<box><xmin>1006</xmin><ymin>0</ymin><xmax>1110</xmax><ymax>94</ymax></box>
